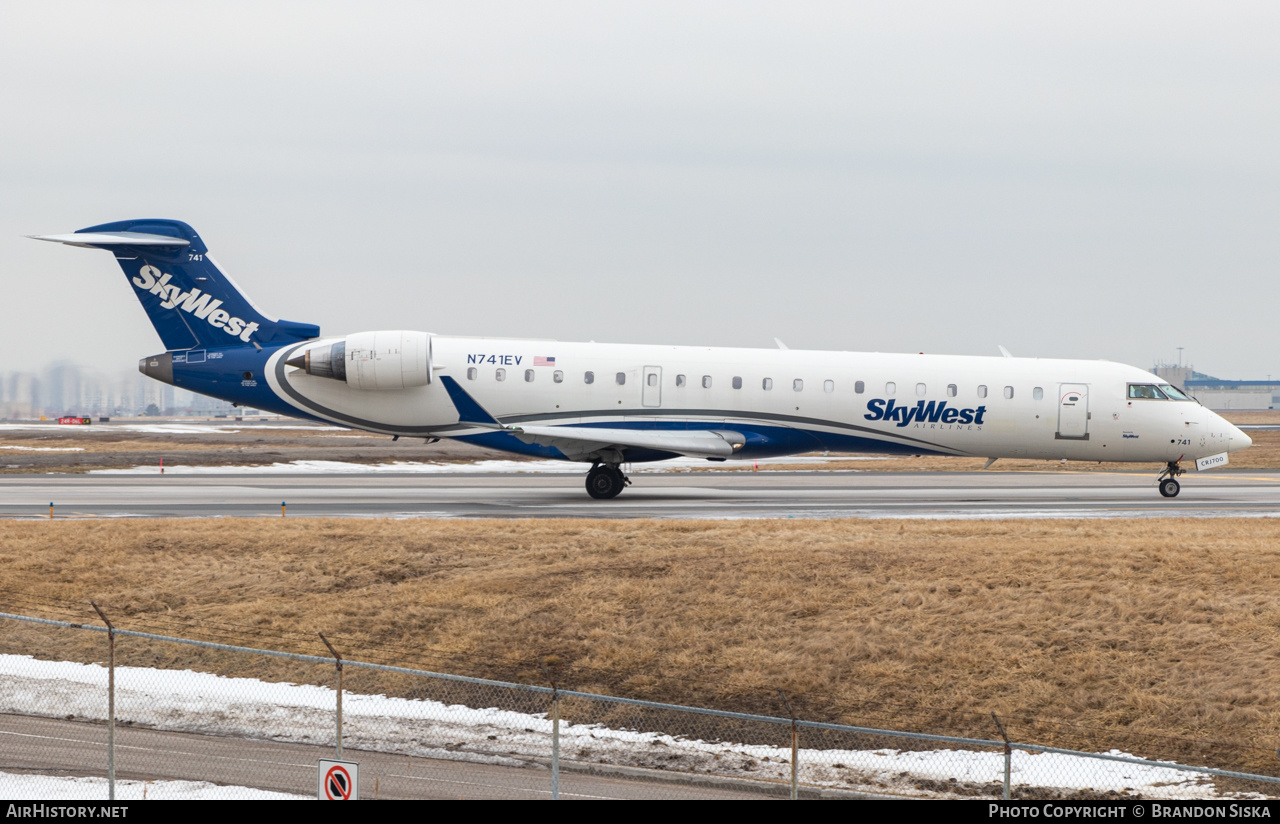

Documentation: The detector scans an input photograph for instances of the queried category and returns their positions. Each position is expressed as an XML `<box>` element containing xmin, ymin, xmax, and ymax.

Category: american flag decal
<box><xmin>534</xmin><ymin>356</ymin><xmax>556</xmax><ymax>366</ymax></box>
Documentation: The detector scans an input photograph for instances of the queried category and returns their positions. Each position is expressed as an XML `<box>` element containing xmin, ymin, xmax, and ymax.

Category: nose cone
<box><xmin>1228</xmin><ymin>423</ymin><xmax>1252</xmax><ymax>453</ymax></box>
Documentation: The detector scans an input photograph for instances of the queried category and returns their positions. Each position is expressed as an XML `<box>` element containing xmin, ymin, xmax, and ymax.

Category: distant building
<box><xmin>0</xmin><ymin>372</ymin><xmax>40</xmax><ymax>419</ymax></box>
<box><xmin>0</xmin><ymin>363</ymin><xmax>224</xmax><ymax>418</ymax></box>
<box><xmin>1153</xmin><ymin>364</ymin><xmax>1279</xmax><ymax>410</ymax></box>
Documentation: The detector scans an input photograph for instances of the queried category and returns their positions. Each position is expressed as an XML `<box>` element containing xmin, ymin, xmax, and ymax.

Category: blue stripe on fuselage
<box><xmin>178</xmin><ymin>350</ymin><xmax>958</xmax><ymax>459</ymax></box>
<box><xmin>461</xmin><ymin>420</ymin><xmax>950</xmax><ymax>462</ymax></box>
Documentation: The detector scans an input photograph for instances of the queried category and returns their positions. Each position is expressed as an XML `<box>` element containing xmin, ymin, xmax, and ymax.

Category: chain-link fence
<box><xmin>2</xmin><ymin>610</ymin><xmax>1278</xmax><ymax>801</ymax></box>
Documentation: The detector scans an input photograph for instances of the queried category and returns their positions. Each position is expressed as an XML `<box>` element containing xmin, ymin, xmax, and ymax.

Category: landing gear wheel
<box><xmin>586</xmin><ymin>465</ymin><xmax>628</xmax><ymax>500</ymax></box>
<box><xmin>1156</xmin><ymin>460</ymin><xmax>1185</xmax><ymax>499</ymax></box>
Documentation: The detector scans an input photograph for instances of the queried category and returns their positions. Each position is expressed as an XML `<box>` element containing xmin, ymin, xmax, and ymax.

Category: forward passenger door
<box><xmin>1056</xmin><ymin>384</ymin><xmax>1089</xmax><ymax>439</ymax></box>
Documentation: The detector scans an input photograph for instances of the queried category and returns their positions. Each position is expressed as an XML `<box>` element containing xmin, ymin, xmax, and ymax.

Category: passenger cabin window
<box><xmin>467</xmin><ymin>367</ymin><xmax>477</xmax><ymax>380</ymax></box>
<box><xmin>616</xmin><ymin>372</ymin><xmax>626</xmax><ymax>385</ymax></box>
<box><xmin>946</xmin><ymin>384</ymin><xmax>957</xmax><ymax>397</ymax></box>
<box><xmin>886</xmin><ymin>382</ymin><xmax>896</xmax><ymax>395</ymax></box>
<box><xmin>1128</xmin><ymin>384</ymin><xmax>1169</xmax><ymax>400</ymax></box>
<box><xmin>793</xmin><ymin>379</ymin><xmax>804</xmax><ymax>391</ymax></box>
<box><xmin>702</xmin><ymin>375</ymin><xmax>712</xmax><ymax>389</ymax></box>
<box><xmin>732</xmin><ymin>376</ymin><xmax>743</xmax><ymax>389</ymax></box>
<box><xmin>916</xmin><ymin>383</ymin><xmax>927</xmax><ymax>396</ymax></box>
<box><xmin>676</xmin><ymin>374</ymin><xmax>686</xmax><ymax>387</ymax></box>
<box><xmin>525</xmin><ymin>369</ymin><xmax>535</xmax><ymax>382</ymax></box>
<box><xmin>824</xmin><ymin>380</ymin><xmax>834</xmax><ymax>393</ymax></box>
<box><xmin>553</xmin><ymin>370</ymin><xmax>564</xmax><ymax>383</ymax></box>
<box><xmin>855</xmin><ymin>380</ymin><xmax>865</xmax><ymax>394</ymax></box>
<box><xmin>1033</xmin><ymin>386</ymin><xmax>1043</xmax><ymax>400</ymax></box>
<box><xmin>648</xmin><ymin>373</ymin><xmax>658</xmax><ymax>387</ymax></box>
<box><xmin>584</xmin><ymin>371</ymin><xmax>595</xmax><ymax>384</ymax></box>
<box><xmin>977</xmin><ymin>385</ymin><xmax>988</xmax><ymax>398</ymax></box>
<box><xmin>1003</xmin><ymin>386</ymin><xmax>1014</xmax><ymax>399</ymax></box>
<box><xmin>763</xmin><ymin>378</ymin><xmax>773</xmax><ymax>390</ymax></box>
<box><xmin>495</xmin><ymin>368</ymin><xmax>506</xmax><ymax>381</ymax></box>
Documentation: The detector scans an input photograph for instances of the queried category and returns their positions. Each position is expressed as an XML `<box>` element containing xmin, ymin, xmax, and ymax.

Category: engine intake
<box><xmin>286</xmin><ymin>330</ymin><xmax>431</xmax><ymax>391</ymax></box>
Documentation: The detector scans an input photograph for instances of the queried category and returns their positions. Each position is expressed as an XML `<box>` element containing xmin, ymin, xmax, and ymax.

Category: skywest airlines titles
<box><xmin>133</xmin><ymin>264</ymin><xmax>260</xmax><ymax>343</ymax></box>
<box><xmin>864</xmin><ymin>399</ymin><xmax>987</xmax><ymax>428</ymax></box>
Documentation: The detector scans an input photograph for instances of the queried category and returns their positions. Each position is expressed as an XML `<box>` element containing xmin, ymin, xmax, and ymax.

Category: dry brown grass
<box><xmin>0</xmin><ymin>439</ymin><xmax>252</xmax><ymax>456</ymax></box>
<box><xmin>0</xmin><ymin>426</ymin><xmax>510</xmax><ymax>473</ymax></box>
<box><xmin>3</xmin><ymin>517</ymin><xmax>1280</xmax><ymax>768</ymax></box>
<box><xmin>1222</xmin><ymin>411</ymin><xmax>1280</xmax><ymax>426</ymax></box>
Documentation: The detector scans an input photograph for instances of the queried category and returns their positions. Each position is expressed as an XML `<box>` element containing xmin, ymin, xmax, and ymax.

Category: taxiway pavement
<box><xmin>2</xmin><ymin>469</ymin><xmax>1278</xmax><ymax>519</ymax></box>
<box><xmin>0</xmin><ymin>713</ymin><xmax>782</xmax><ymax>800</ymax></box>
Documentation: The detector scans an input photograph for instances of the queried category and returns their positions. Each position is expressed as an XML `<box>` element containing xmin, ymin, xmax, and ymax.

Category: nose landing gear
<box><xmin>586</xmin><ymin>463</ymin><xmax>630</xmax><ymax>499</ymax></box>
<box><xmin>1157</xmin><ymin>460</ymin><xmax>1184</xmax><ymax>498</ymax></box>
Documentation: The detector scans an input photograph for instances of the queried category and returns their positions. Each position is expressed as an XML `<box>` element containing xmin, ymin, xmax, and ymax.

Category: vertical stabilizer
<box><xmin>32</xmin><ymin>219</ymin><xmax>319</xmax><ymax>351</ymax></box>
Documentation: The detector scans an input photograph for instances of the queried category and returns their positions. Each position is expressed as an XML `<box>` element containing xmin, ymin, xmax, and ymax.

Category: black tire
<box><xmin>1159</xmin><ymin>478</ymin><xmax>1180</xmax><ymax>498</ymax></box>
<box><xmin>586</xmin><ymin>467</ymin><xmax>624</xmax><ymax>500</ymax></box>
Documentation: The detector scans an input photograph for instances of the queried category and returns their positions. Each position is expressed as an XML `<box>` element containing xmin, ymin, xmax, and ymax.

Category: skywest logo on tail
<box><xmin>132</xmin><ymin>265</ymin><xmax>259</xmax><ymax>343</ymax></box>
<box><xmin>865</xmin><ymin>399</ymin><xmax>988</xmax><ymax>427</ymax></box>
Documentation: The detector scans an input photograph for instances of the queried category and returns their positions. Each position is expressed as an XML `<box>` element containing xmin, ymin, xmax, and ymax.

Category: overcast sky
<box><xmin>2</xmin><ymin>1</ymin><xmax>1277</xmax><ymax>378</ymax></box>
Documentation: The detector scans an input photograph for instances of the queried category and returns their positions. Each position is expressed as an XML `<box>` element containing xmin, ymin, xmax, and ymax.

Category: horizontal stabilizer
<box><xmin>29</xmin><ymin>232</ymin><xmax>190</xmax><ymax>248</ymax></box>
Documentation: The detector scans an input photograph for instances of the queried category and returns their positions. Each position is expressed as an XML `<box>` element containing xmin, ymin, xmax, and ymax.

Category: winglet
<box><xmin>439</xmin><ymin>375</ymin><xmax>503</xmax><ymax>426</ymax></box>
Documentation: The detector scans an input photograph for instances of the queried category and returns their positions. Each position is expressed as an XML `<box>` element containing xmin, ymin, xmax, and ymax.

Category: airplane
<box><xmin>33</xmin><ymin>219</ymin><xmax>1251</xmax><ymax>499</ymax></box>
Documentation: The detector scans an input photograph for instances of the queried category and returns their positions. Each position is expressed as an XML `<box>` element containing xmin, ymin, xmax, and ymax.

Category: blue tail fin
<box><xmin>37</xmin><ymin>219</ymin><xmax>319</xmax><ymax>351</ymax></box>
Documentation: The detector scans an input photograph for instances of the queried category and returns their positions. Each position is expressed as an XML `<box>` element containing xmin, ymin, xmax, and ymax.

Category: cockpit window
<box><xmin>1128</xmin><ymin>384</ymin><xmax>1169</xmax><ymax>400</ymax></box>
<box><xmin>1159</xmin><ymin>384</ymin><xmax>1192</xmax><ymax>401</ymax></box>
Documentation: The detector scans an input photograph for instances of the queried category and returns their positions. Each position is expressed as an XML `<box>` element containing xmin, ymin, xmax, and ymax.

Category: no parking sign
<box><xmin>318</xmin><ymin>759</ymin><xmax>359</xmax><ymax>800</ymax></box>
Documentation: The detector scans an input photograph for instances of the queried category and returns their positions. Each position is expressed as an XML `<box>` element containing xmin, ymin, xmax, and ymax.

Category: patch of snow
<box><xmin>0</xmin><ymin>655</ymin><xmax>1263</xmax><ymax>800</ymax></box>
<box><xmin>0</xmin><ymin>772</ymin><xmax>304</xmax><ymax>800</ymax></box>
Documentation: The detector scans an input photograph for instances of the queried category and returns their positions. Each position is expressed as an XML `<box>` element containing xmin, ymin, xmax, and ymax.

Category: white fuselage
<box><xmin>266</xmin><ymin>335</ymin><xmax>1250</xmax><ymax>465</ymax></box>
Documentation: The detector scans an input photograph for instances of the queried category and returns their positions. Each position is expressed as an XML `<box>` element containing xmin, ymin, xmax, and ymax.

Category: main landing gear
<box><xmin>586</xmin><ymin>463</ymin><xmax>631</xmax><ymax>500</ymax></box>
<box><xmin>1157</xmin><ymin>460</ymin><xmax>1184</xmax><ymax>498</ymax></box>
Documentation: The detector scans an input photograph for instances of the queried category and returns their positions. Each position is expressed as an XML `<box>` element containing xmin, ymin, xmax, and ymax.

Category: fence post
<box><xmin>778</xmin><ymin>689</ymin><xmax>798</xmax><ymax>800</ymax></box>
<box><xmin>319</xmin><ymin>634</ymin><xmax>343</xmax><ymax>759</ymax></box>
<box><xmin>90</xmin><ymin>602</ymin><xmax>115</xmax><ymax>802</ymax></box>
<box><xmin>540</xmin><ymin>659</ymin><xmax>560</xmax><ymax>800</ymax></box>
<box><xmin>991</xmin><ymin>712</ymin><xmax>1012</xmax><ymax>800</ymax></box>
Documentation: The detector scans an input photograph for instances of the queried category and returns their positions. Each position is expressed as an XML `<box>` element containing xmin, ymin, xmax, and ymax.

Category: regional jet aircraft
<box><xmin>34</xmin><ymin>220</ymin><xmax>1251</xmax><ymax>499</ymax></box>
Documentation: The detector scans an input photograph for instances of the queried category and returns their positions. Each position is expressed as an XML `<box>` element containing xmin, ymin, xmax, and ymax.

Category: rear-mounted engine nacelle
<box><xmin>286</xmin><ymin>330</ymin><xmax>432</xmax><ymax>391</ymax></box>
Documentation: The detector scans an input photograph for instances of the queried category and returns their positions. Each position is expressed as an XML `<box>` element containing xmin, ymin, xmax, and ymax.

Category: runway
<box><xmin>3</xmin><ymin>469</ymin><xmax>1280</xmax><ymax>519</ymax></box>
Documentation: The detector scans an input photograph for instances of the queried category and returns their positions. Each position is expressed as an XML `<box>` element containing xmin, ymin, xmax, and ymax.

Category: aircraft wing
<box><xmin>436</xmin><ymin>375</ymin><xmax>745</xmax><ymax>460</ymax></box>
<box><xmin>505</xmin><ymin>424</ymin><xmax>745</xmax><ymax>461</ymax></box>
